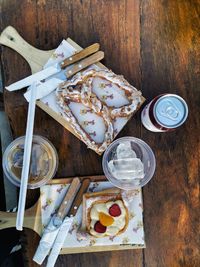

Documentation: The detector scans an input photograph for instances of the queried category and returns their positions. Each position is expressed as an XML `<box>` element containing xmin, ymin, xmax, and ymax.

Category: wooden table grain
<box><xmin>0</xmin><ymin>1</ymin><xmax>199</xmax><ymax>267</ymax></box>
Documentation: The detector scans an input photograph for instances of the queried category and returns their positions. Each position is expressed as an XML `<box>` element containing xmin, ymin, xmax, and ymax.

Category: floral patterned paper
<box><xmin>40</xmin><ymin>182</ymin><xmax>145</xmax><ymax>249</ymax></box>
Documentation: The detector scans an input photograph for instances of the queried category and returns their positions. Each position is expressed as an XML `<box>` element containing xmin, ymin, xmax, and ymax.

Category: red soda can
<box><xmin>141</xmin><ymin>94</ymin><xmax>188</xmax><ymax>132</ymax></box>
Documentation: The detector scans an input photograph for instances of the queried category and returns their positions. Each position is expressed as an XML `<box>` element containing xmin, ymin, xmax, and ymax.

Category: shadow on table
<box><xmin>0</xmin><ymin>89</ymin><xmax>24</xmax><ymax>267</ymax></box>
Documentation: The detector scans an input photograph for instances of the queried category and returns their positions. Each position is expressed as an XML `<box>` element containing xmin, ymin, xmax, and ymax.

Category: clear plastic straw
<box><xmin>16</xmin><ymin>82</ymin><xmax>37</xmax><ymax>230</ymax></box>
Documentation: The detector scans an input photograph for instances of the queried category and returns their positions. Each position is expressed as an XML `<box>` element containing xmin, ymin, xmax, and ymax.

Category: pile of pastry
<box><xmin>57</xmin><ymin>68</ymin><xmax>144</xmax><ymax>155</ymax></box>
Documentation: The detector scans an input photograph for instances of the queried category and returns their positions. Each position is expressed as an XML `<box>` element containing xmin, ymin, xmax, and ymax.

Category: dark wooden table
<box><xmin>1</xmin><ymin>1</ymin><xmax>199</xmax><ymax>266</ymax></box>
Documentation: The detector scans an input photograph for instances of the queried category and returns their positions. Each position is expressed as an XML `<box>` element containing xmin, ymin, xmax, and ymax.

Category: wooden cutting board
<box><xmin>0</xmin><ymin>175</ymin><xmax>141</xmax><ymax>254</ymax></box>
<box><xmin>0</xmin><ymin>26</ymin><xmax>54</xmax><ymax>74</ymax></box>
<box><xmin>0</xmin><ymin>26</ymin><xmax>107</xmax><ymax>139</ymax></box>
<box><xmin>0</xmin><ymin>26</ymin><xmax>145</xmax><ymax>145</ymax></box>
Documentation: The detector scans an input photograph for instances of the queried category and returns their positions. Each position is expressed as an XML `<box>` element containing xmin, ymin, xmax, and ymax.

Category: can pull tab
<box><xmin>158</xmin><ymin>100</ymin><xmax>180</xmax><ymax>121</ymax></box>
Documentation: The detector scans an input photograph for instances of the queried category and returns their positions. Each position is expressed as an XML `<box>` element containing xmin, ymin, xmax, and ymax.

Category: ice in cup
<box><xmin>102</xmin><ymin>137</ymin><xmax>156</xmax><ymax>190</ymax></box>
<box><xmin>108</xmin><ymin>141</ymin><xmax>145</xmax><ymax>180</ymax></box>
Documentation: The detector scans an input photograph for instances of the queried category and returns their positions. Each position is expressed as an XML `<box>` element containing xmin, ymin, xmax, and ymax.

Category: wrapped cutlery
<box><xmin>46</xmin><ymin>178</ymin><xmax>90</xmax><ymax>267</ymax></box>
<box><xmin>33</xmin><ymin>177</ymin><xmax>81</xmax><ymax>264</ymax></box>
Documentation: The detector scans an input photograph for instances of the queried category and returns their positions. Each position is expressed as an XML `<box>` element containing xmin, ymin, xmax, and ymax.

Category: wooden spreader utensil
<box><xmin>60</xmin><ymin>43</ymin><xmax>99</xmax><ymax>69</ymax></box>
<box><xmin>55</xmin><ymin>177</ymin><xmax>81</xmax><ymax>222</ymax></box>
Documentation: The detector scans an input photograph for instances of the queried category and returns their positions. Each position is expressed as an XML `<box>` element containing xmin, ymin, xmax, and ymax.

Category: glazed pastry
<box><xmin>82</xmin><ymin>188</ymin><xmax>129</xmax><ymax>237</ymax></box>
<box><xmin>56</xmin><ymin>68</ymin><xmax>144</xmax><ymax>154</ymax></box>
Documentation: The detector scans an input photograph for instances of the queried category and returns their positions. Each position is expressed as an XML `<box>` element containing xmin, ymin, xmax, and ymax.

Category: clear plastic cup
<box><xmin>102</xmin><ymin>137</ymin><xmax>156</xmax><ymax>190</ymax></box>
<box><xmin>3</xmin><ymin>135</ymin><xmax>58</xmax><ymax>189</ymax></box>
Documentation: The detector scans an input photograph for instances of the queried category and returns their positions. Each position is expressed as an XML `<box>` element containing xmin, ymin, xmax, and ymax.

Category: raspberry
<box><xmin>94</xmin><ymin>221</ymin><xmax>107</xmax><ymax>233</ymax></box>
<box><xmin>109</xmin><ymin>204</ymin><xmax>121</xmax><ymax>217</ymax></box>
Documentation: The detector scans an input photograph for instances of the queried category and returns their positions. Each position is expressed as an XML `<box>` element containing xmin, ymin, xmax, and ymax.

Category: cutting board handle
<box><xmin>0</xmin><ymin>26</ymin><xmax>54</xmax><ymax>73</ymax></box>
<box><xmin>0</xmin><ymin>210</ymin><xmax>17</xmax><ymax>229</ymax></box>
<box><xmin>0</xmin><ymin>200</ymin><xmax>42</xmax><ymax>235</ymax></box>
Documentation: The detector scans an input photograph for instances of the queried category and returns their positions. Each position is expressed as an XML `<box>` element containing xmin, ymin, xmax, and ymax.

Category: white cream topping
<box><xmin>89</xmin><ymin>200</ymin><xmax>127</xmax><ymax>237</ymax></box>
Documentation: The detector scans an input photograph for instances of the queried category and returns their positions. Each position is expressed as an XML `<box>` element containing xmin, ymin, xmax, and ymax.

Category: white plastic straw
<box><xmin>16</xmin><ymin>83</ymin><xmax>37</xmax><ymax>230</ymax></box>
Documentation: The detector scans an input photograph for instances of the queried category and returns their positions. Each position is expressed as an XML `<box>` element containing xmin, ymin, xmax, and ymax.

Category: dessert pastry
<box><xmin>82</xmin><ymin>188</ymin><xmax>129</xmax><ymax>237</ymax></box>
<box><xmin>56</xmin><ymin>68</ymin><xmax>144</xmax><ymax>154</ymax></box>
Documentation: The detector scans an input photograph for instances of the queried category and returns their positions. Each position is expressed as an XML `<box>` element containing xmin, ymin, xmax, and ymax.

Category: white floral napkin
<box><xmin>40</xmin><ymin>181</ymin><xmax>145</xmax><ymax>248</ymax></box>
